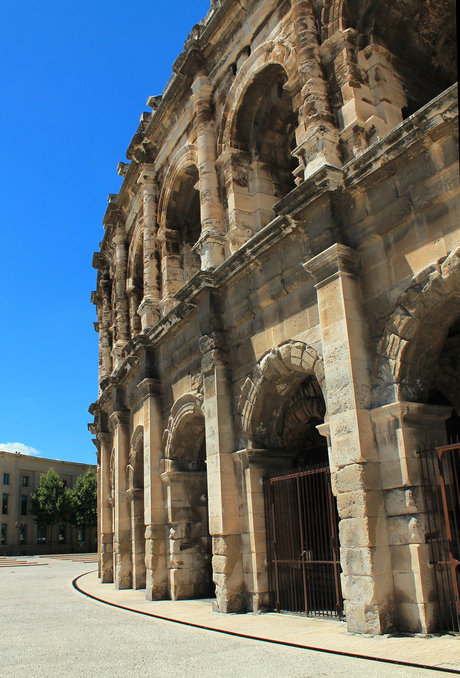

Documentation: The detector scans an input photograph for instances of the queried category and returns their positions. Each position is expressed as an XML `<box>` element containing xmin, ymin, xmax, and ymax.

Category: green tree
<box><xmin>70</xmin><ymin>468</ymin><xmax>97</xmax><ymax>529</ymax></box>
<box><xmin>29</xmin><ymin>468</ymin><xmax>72</xmax><ymax>527</ymax></box>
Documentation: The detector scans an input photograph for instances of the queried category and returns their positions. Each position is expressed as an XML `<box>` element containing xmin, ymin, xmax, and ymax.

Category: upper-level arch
<box><xmin>373</xmin><ymin>248</ymin><xmax>460</xmax><ymax>406</ymax></box>
<box><xmin>218</xmin><ymin>41</ymin><xmax>299</xmax><ymax>157</ymax></box>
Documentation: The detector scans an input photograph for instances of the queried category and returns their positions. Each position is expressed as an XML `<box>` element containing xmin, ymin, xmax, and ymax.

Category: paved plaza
<box><xmin>0</xmin><ymin>555</ymin><xmax>459</xmax><ymax>678</ymax></box>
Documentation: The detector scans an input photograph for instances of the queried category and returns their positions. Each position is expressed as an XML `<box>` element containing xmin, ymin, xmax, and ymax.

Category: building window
<box><xmin>21</xmin><ymin>495</ymin><xmax>28</xmax><ymax>516</ymax></box>
<box><xmin>19</xmin><ymin>524</ymin><xmax>26</xmax><ymax>545</ymax></box>
<box><xmin>2</xmin><ymin>494</ymin><xmax>8</xmax><ymax>515</ymax></box>
<box><xmin>1</xmin><ymin>523</ymin><xmax>6</xmax><ymax>545</ymax></box>
<box><xmin>78</xmin><ymin>526</ymin><xmax>85</xmax><ymax>542</ymax></box>
<box><xmin>36</xmin><ymin>525</ymin><xmax>46</xmax><ymax>544</ymax></box>
<box><xmin>22</xmin><ymin>476</ymin><xmax>29</xmax><ymax>487</ymax></box>
<box><xmin>58</xmin><ymin>525</ymin><xmax>66</xmax><ymax>543</ymax></box>
<box><xmin>3</xmin><ymin>473</ymin><xmax>9</xmax><ymax>485</ymax></box>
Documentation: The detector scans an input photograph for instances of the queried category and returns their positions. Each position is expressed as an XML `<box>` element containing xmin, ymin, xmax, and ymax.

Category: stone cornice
<box><xmin>303</xmin><ymin>243</ymin><xmax>360</xmax><ymax>285</ymax></box>
<box><xmin>138</xmin><ymin>378</ymin><xmax>162</xmax><ymax>399</ymax></box>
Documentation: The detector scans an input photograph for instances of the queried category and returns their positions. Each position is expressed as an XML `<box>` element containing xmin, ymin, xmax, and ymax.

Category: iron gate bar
<box><xmin>437</xmin><ymin>444</ymin><xmax>460</xmax><ymax>616</ymax></box>
<box><xmin>265</xmin><ymin>463</ymin><xmax>343</xmax><ymax>619</ymax></box>
<box><xmin>419</xmin><ymin>442</ymin><xmax>460</xmax><ymax>633</ymax></box>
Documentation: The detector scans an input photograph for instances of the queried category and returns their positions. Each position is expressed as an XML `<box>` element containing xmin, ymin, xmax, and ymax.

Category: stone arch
<box><xmin>157</xmin><ymin>145</ymin><xmax>199</xmax><ymax>229</ymax></box>
<box><xmin>374</xmin><ymin>247</ymin><xmax>460</xmax><ymax>406</ymax></box>
<box><xmin>157</xmin><ymin>146</ymin><xmax>201</xmax><ymax>311</ymax></box>
<box><xmin>161</xmin><ymin>391</ymin><xmax>212</xmax><ymax>599</ymax></box>
<box><xmin>218</xmin><ymin>41</ymin><xmax>299</xmax><ymax>156</ymax></box>
<box><xmin>163</xmin><ymin>392</ymin><xmax>205</xmax><ymax>471</ymax></box>
<box><xmin>237</xmin><ymin>340</ymin><xmax>326</xmax><ymax>451</ymax></box>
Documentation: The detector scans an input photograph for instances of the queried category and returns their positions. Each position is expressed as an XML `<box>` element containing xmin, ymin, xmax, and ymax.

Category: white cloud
<box><xmin>0</xmin><ymin>442</ymin><xmax>41</xmax><ymax>456</ymax></box>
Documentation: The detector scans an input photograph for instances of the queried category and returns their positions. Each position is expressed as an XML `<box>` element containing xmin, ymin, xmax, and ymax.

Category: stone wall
<box><xmin>89</xmin><ymin>0</ymin><xmax>458</xmax><ymax>635</ymax></box>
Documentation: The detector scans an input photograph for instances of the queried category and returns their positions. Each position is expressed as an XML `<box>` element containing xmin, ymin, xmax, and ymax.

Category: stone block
<box><xmin>384</xmin><ymin>486</ymin><xmax>424</xmax><ymax>516</ymax></box>
<box><xmin>339</xmin><ymin>515</ymin><xmax>388</xmax><ymax>548</ymax></box>
<box><xmin>337</xmin><ymin>489</ymin><xmax>384</xmax><ymax>519</ymax></box>
<box><xmin>387</xmin><ymin>513</ymin><xmax>428</xmax><ymax>546</ymax></box>
<box><xmin>340</xmin><ymin>546</ymin><xmax>390</xmax><ymax>577</ymax></box>
<box><xmin>333</xmin><ymin>462</ymin><xmax>382</xmax><ymax>494</ymax></box>
<box><xmin>365</xmin><ymin>176</ymin><xmax>398</xmax><ymax>214</ymax></box>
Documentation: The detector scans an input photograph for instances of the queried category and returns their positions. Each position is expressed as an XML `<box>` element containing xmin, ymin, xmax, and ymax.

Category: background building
<box><xmin>89</xmin><ymin>0</ymin><xmax>458</xmax><ymax>635</ymax></box>
<box><xmin>0</xmin><ymin>450</ymin><xmax>96</xmax><ymax>556</ymax></box>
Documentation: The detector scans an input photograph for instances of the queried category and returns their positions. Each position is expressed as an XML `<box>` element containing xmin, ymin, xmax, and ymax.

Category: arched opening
<box><xmin>127</xmin><ymin>429</ymin><xmax>145</xmax><ymax>590</ymax></box>
<box><xmin>238</xmin><ymin>342</ymin><xmax>342</xmax><ymax>617</ymax></box>
<box><xmin>162</xmin><ymin>400</ymin><xmax>213</xmax><ymax>600</ymax></box>
<box><xmin>232</xmin><ymin>64</ymin><xmax>298</xmax><ymax>232</ymax></box>
<box><xmin>164</xmin><ymin>164</ymin><xmax>201</xmax><ymax>279</ymax></box>
<box><xmin>427</xmin><ymin>316</ymin><xmax>460</xmax><ymax>441</ymax></box>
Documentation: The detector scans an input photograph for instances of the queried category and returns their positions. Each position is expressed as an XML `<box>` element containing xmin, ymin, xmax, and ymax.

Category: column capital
<box><xmin>109</xmin><ymin>410</ymin><xmax>129</xmax><ymax>429</ymax></box>
<box><xmin>138</xmin><ymin>378</ymin><xmax>162</xmax><ymax>399</ymax></box>
<box><xmin>191</xmin><ymin>74</ymin><xmax>213</xmax><ymax>102</ymax></box>
<box><xmin>303</xmin><ymin>243</ymin><xmax>360</xmax><ymax>286</ymax></box>
<box><xmin>138</xmin><ymin>164</ymin><xmax>157</xmax><ymax>187</ymax></box>
<box><xmin>97</xmin><ymin>431</ymin><xmax>112</xmax><ymax>446</ymax></box>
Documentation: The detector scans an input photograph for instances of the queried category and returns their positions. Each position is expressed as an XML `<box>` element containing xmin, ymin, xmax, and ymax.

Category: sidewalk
<box><xmin>75</xmin><ymin>569</ymin><xmax>460</xmax><ymax>674</ymax></box>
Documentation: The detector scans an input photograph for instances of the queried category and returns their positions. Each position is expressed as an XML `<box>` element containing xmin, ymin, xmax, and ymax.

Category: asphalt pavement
<box><xmin>0</xmin><ymin>555</ymin><xmax>457</xmax><ymax>678</ymax></box>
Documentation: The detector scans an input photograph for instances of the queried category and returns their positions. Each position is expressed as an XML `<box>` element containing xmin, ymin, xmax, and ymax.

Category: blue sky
<box><xmin>0</xmin><ymin>0</ymin><xmax>211</xmax><ymax>464</ymax></box>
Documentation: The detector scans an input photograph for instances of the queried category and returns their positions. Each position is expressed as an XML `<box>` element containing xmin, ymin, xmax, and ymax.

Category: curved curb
<box><xmin>72</xmin><ymin>571</ymin><xmax>458</xmax><ymax>675</ymax></box>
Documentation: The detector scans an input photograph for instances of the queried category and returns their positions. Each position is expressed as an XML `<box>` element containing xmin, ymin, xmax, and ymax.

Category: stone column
<box><xmin>304</xmin><ymin>243</ymin><xmax>395</xmax><ymax>634</ymax></box>
<box><xmin>100</xmin><ymin>277</ymin><xmax>113</xmax><ymax>380</ymax></box>
<box><xmin>110</xmin><ymin>411</ymin><xmax>132</xmax><ymax>590</ymax></box>
<box><xmin>200</xmin><ymin>332</ymin><xmax>244</xmax><ymax>612</ymax></box>
<box><xmin>320</xmin><ymin>32</ymin><xmax>405</xmax><ymax>162</ymax></box>
<box><xmin>191</xmin><ymin>74</ymin><xmax>226</xmax><ymax>270</ymax></box>
<box><xmin>112</xmin><ymin>222</ymin><xmax>129</xmax><ymax>369</ymax></box>
<box><xmin>98</xmin><ymin>431</ymin><xmax>113</xmax><ymax>583</ymax></box>
<box><xmin>138</xmin><ymin>378</ymin><xmax>168</xmax><ymax>601</ymax></box>
<box><xmin>291</xmin><ymin>0</ymin><xmax>341</xmax><ymax>179</ymax></box>
<box><xmin>370</xmin><ymin>402</ymin><xmax>452</xmax><ymax>633</ymax></box>
<box><xmin>138</xmin><ymin>166</ymin><xmax>161</xmax><ymax>329</ymax></box>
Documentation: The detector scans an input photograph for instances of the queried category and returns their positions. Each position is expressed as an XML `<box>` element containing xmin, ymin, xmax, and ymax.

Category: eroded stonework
<box><xmin>89</xmin><ymin>0</ymin><xmax>459</xmax><ymax>634</ymax></box>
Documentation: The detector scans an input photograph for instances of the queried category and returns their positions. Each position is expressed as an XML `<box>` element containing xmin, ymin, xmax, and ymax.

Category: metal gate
<box><xmin>419</xmin><ymin>442</ymin><xmax>460</xmax><ymax>633</ymax></box>
<box><xmin>264</xmin><ymin>463</ymin><xmax>343</xmax><ymax>618</ymax></box>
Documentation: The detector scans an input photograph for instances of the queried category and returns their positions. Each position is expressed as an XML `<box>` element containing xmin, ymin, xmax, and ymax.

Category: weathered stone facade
<box><xmin>89</xmin><ymin>0</ymin><xmax>459</xmax><ymax>634</ymax></box>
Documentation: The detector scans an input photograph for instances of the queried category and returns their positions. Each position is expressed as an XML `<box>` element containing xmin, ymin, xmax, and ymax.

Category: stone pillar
<box><xmin>291</xmin><ymin>0</ymin><xmax>341</xmax><ymax>179</ymax></box>
<box><xmin>138</xmin><ymin>378</ymin><xmax>168</xmax><ymax>601</ymax></box>
<box><xmin>158</xmin><ymin>228</ymin><xmax>182</xmax><ymax>316</ymax></box>
<box><xmin>161</xmin><ymin>468</ymin><xmax>211</xmax><ymax>600</ymax></box>
<box><xmin>98</xmin><ymin>431</ymin><xmax>113</xmax><ymax>583</ymax></box>
<box><xmin>127</xmin><ymin>281</ymin><xmax>142</xmax><ymax>338</ymax></box>
<box><xmin>200</xmin><ymin>332</ymin><xmax>244</xmax><ymax>612</ymax></box>
<box><xmin>217</xmin><ymin>148</ymin><xmax>254</xmax><ymax>253</ymax></box>
<box><xmin>95</xmin><ymin>445</ymin><xmax>101</xmax><ymax>578</ymax></box>
<box><xmin>304</xmin><ymin>243</ymin><xmax>395</xmax><ymax>634</ymax></box>
<box><xmin>112</xmin><ymin>222</ymin><xmax>129</xmax><ymax>369</ymax></box>
<box><xmin>138</xmin><ymin>166</ymin><xmax>161</xmax><ymax>329</ymax></box>
<box><xmin>110</xmin><ymin>411</ymin><xmax>132</xmax><ymax>589</ymax></box>
<box><xmin>320</xmin><ymin>32</ymin><xmax>405</xmax><ymax>162</ymax></box>
<box><xmin>191</xmin><ymin>74</ymin><xmax>226</xmax><ymax>270</ymax></box>
<box><xmin>370</xmin><ymin>402</ymin><xmax>452</xmax><ymax>633</ymax></box>
<box><xmin>100</xmin><ymin>277</ymin><xmax>113</xmax><ymax>380</ymax></box>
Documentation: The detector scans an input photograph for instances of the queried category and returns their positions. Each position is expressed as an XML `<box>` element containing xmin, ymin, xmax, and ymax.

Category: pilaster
<box><xmin>200</xmin><ymin>331</ymin><xmax>244</xmax><ymax>612</ymax></box>
<box><xmin>98</xmin><ymin>431</ymin><xmax>113</xmax><ymax>583</ymax></box>
<box><xmin>109</xmin><ymin>410</ymin><xmax>132</xmax><ymax>589</ymax></box>
<box><xmin>304</xmin><ymin>243</ymin><xmax>396</xmax><ymax>634</ymax></box>
<box><xmin>138</xmin><ymin>166</ymin><xmax>161</xmax><ymax>329</ymax></box>
<box><xmin>291</xmin><ymin>0</ymin><xmax>341</xmax><ymax>179</ymax></box>
<box><xmin>138</xmin><ymin>378</ymin><xmax>168</xmax><ymax>601</ymax></box>
<box><xmin>370</xmin><ymin>402</ymin><xmax>452</xmax><ymax>632</ymax></box>
<box><xmin>191</xmin><ymin>74</ymin><xmax>226</xmax><ymax>270</ymax></box>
